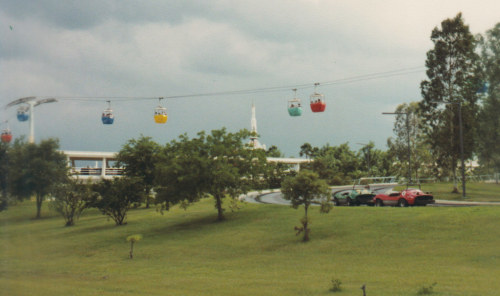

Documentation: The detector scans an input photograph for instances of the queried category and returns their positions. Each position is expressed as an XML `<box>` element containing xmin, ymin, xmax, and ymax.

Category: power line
<box><xmin>38</xmin><ymin>66</ymin><xmax>425</xmax><ymax>103</ymax></box>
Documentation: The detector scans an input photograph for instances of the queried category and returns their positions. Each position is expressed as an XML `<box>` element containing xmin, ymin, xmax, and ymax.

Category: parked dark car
<box><xmin>332</xmin><ymin>187</ymin><xmax>375</xmax><ymax>206</ymax></box>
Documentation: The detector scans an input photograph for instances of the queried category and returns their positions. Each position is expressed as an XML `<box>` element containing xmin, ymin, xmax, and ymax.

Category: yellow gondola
<box><xmin>154</xmin><ymin>97</ymin><xmax>168</xmax><ymax>124</ymax></box>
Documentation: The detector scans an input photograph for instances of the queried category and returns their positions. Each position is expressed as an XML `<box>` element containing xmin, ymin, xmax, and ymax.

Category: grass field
<box><xmin>394</xmin><ymin>181</ymin><xmax>500</xmax><ymax>202</ymax></box>
<box><xmin>2</xmin><ymin>192</ymin><xmax>500</xmax><ymax>295</ymax></box>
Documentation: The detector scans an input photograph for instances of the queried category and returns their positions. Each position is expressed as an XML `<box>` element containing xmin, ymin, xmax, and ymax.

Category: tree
<box><xmin>311</xmin><ymin>143</ymin><xmax>362</xmax><ymax>185</ymax></box>
<box><xmin>0</xmin><ymin>142</ymin><xmax>9</xmax><ymax>211</ymax></box>
<box><xmin>477</xmin><ymin>23</ymin><xmax>500</xmax><ymax>174</ymax></box>
<box><xmin>155</xmin><ymin>128</ymin><xmax>266</xmax><ymax>221</ymax></box>
<box><xmin>357</xmin><ymin>142</ymin><xmax>396</xmax><ymax>178</ymax></box>
<box><xmin>263</xmin><ymin>145</ymin><xmax>291</xmax><ymax>189</ymax></box>
<box><xmin>386</xmin><ymin>102</ymin><xmax>434</xmax><ymax>181</ymax></box>
<box><xmin>281</xmin><ymin>170</ymin><xmax>331</xmax><ymax>242</ymax></box>
<box><xmin>90</xmin><ymin>177</ymin><xmax>144</xmax><ymax>225</ymax></box>
<box><xmin>419</xmin><ymin>13</ymin><xmax>482</xmax><ymax>192</ymax></box>
<box><xmin>126</xmin><ymin>234</ymin><xmax>143</xmax><ymax>259</ymax></box>
<box><xmin>299</xmin><ymin>142</ymin><xmax>319</xmax><ymax>160</ymax></box>
<box><xmin>8</xmin><ymin>138</ymin><xmax>69</xmax><ymax>218</ymax></box>
<box><xmin>49</xmin><ymin>178</ymin><xmax>95</xmax><ymax>226</ymax></box>
<box><xmin>116</xmin><ymin>135</ymin><xmax>161</xmax><ymax>208</ymax></box>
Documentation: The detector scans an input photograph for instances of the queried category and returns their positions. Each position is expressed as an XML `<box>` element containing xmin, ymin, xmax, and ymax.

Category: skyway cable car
<box><xmin>154</xmin><ymin>97</ymin><xmax>168</xmax><ymax>124</ymax></box>
<box><xmin>101</xmin><ymin>101</ymin><xmax>114</xmax><ymax>125</ymax></box>
<box><xmin>310</xmin><ymin>83</ymin><xmax>326</xmax><ymax>113</ymax></box>
<box><xmin>288</xmin><ymin>89</ymin><xmax>303</xmax><ymax>116</ymax></box>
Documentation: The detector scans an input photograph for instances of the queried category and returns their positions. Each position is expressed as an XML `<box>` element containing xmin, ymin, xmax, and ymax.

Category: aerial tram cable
<box><xmin>46</xmin><ymin>66</ymin><xmax>425</xmax><ymax>103</ymax></box>
<box><xmin>4</xmin><ymin>66</ymin><xmax>426</xmax><ymax>127</ymax></box>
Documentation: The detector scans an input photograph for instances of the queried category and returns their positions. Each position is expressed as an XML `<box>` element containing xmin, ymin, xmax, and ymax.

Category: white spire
<box><xmin>249</xmin><ymin>103</ymin><xmax>265</xmax><ymax>150</ymax></box>
<box><xmin>251</xmin><ymin>103</ymin><xmax>258</xmax><ymax>133</ymax></box>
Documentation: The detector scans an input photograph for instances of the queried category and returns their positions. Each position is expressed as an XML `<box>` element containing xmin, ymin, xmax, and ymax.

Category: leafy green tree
<box><xmin>116</xmin><ymin>135</ymin><xmax>161</xmax><ymax>208</ymax></box>
<box><xmin>49</xmin><ymin>178</ymin><xmax>95</xmax><ymax>226</ymax></box>
<box><xmin>263</xmin><ymin>145</ymin><xmax>292</xmax><ymax>189</ymax></box>
<box><xmin>8</xmin><ymin>138</ymin><xmax>68</xmax><ymax>218</ymax></box>
<box><xmin>386</xmin><ymin>102</ymin><xmax>434</xmax><ymax>181</ymax></box>
<box><xmin>419</xmin><ymin>13</ymin><xmax>482</xmax><ymax>192</ymax></box>
<box><xmin>477</xmin><ymin>23</ymin><xmax>500</xmax><ymax>173</ymax></box>
<box><xmin>357</xmin><ymin>142</ymin><xmax>396</xmax><ymax>178</ymax></box>
<box><xmin>155</xmin><ymin>128</ymin><xmax>265</xmax><ymax>221</ymax></box>
<box><xmin>312</xmin><ymin>143</ymin><xmax>362</xmax><ymax>185</ymax></box>
<box><xmin>0</xmin><ymin>142</ymin><xmax>9</xmax><ymax>211</ymax></box>
<box><xmin>90</xmin><ymin>177</ymin><xmax>144</xmax><ymax>225</ymax></box>
<box><xmin>299</xmin><ymin>142</ymin><xmax>319</xmax><ymax>160</ymax></box>
<box><xmin>281</xmin><ymin>170</ymin><xmax>330</xmax><ymax>242</ymax></box>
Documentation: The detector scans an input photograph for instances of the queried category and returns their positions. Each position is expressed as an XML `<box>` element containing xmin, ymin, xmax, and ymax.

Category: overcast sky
<box><xmin>1</xmin><ymin>0</ymin><xmax>498</xmax><ymax>157</ymax></box>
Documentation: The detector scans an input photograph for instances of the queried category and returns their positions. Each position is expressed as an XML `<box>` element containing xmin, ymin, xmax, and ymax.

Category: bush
<box><xmin>417</xmin><ymin>282</ymin><xmax>437</xmax><ymax>295</ymax></box>
<box><xmin>329</xmin><ymin>278</ymin><xmax>342</xmax><ymax>292</ymax></box>
<box><xmin>49</xmin><ymin>179</ymin><xmax>95</xmax><ymax>226</ymax></box>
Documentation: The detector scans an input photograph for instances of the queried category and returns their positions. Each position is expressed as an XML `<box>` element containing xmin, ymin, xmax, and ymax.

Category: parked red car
<box><xmin>373</xmin><ymin>188</ymin><xmax>435</xmax><ymax>207</ymax></box>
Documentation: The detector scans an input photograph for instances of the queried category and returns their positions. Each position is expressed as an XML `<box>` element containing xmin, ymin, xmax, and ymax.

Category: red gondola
<box><xmin>1</xmin><ymin>129</ymin><xmax>12</xmax><ymax>143</ymax></box>
<box><xmin>310</xmin><ymin>83</ymin><xmax>326</xmax><ymax>113</ymax></box>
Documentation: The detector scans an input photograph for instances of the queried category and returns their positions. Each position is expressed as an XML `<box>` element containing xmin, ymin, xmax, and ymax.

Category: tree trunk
<box><xmin>303</xmin><ymin>205</ymin><xmax>310</xmax><ymax>242</ymax></box>
<box><xmin>215</xmin><ymin>194</ymin><xmax>224</xmax><ymax>221</ymax></box>
<box><xmin>129</xmin><ymin>241</ymin><xmax>134</xmax><ymax>259</ymax></box>
<box><xmin>451</xmin><ymin>163</ymin><xmax>459</xmax><ymax>193</ymax></box>
<box><xmin>36</xmin><ymin>194</ymin><xmax>43</xmax><ymax>219</ymax></box>
<box><xmin>451</xmin><ymin>157</ymin><xmax>458</xmax><ymax>193</ymax></box>
<box><xmin>145</xmin><ymin>188</ymin><xmax>151</xmax><ymax>209</ymax></box>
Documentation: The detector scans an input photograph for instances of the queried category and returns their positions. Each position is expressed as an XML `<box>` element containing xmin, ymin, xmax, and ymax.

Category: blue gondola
<box><xmin>17</xmin><ymin>106</ymin><xmax>29</xmax><ymax>122</ymax></box>
<box><xmin>101</xmin><ymin>101</ymin><xmax>114</xmax><ymax>125</ymax></box>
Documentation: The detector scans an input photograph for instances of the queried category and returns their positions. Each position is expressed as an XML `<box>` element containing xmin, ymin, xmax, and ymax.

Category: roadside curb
<box><xmin>435</xmin><ymin>200</ymin><xmax>500</xmax><ymax>206</ymax></box>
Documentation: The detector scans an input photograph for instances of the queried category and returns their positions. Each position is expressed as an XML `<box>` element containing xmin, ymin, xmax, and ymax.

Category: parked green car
<box><xmin>332</xmin><ymin>187</ymin><xmax>375</xmax><ymax>206</ymax></box>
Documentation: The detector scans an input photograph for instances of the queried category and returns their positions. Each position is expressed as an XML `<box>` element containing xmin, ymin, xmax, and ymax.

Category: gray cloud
<box><xmin>1</xmin><ymin>0</ymin><xmax>499</xmax><ymax>156</ymax></box>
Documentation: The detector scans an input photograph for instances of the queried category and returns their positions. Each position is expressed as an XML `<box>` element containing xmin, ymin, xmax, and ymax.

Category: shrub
<box><xmin>417</xmin><ymin>282</ymin><xmax>437</xmax><ymax>295</ymax></box>
<box><xmin>330</xmin><ymin>278</ymin><xmax>342</xmax><ymax>292</ymax></box>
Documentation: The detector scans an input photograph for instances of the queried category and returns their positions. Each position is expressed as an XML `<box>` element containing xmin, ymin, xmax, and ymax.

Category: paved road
<box><xmin>241</xmin><ymin>191</ymin><xmax>500</xmax><ymax>207</ymax></box>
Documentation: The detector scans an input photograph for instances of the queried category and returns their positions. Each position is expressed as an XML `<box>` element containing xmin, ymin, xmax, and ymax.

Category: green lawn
<box><xmin>2</xmin><ymin>197</ymin><xmax>500</xmax><ymax>295</ymax></box>
<box><xmin>395</xmin><ymin>181</ymin><xmax>500</xmax><ymax>202</ymax></box>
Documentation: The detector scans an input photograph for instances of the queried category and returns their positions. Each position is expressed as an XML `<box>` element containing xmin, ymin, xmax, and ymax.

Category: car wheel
<box><xmin>375</xmin><ymin>199</ymin><xmax>383</xmax><ymax>207</ymax></box>
<box><xmin>333</xmin><ymin>198</ymin><xmax>340</xmax><ymax>206</ymax></box>
<box><xmin>398</xmin><ymin>199</ymin><xmax>408</xmax><ymax>207</ymax></box>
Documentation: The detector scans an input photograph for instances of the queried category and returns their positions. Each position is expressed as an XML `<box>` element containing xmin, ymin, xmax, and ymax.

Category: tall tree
<box><xmin>0</xmin><ymin>142</ymin><xmax>9</xmax><ymax>211</ymax></box>
<box><xmin>386</xmin><ymin>102</ymin><xmax>433</xmax><ymax>181</ymax></box>
<box><xmin>116</xmin><ymin>136</ymin><xmax>161</xmax><ymax>208</ymax></box>
<box><xmin>155</xmin><ymin>128</ymin><xmax>266</xmax><ymax>221</ymax></box>
<box><xmin>477</xmin><ymin>23</ymin><xmax>500</xmax><ymax>173</ymax></box>
<box><xmin>419</xmin><ymin>13</ymin><xmax>482</xmax><ymax>192</ymax></box>
<box><xmin>8</xmin><ymin>138</ymin><xmax>68</xmax><ymax>218</ymax></box>
<box><xmin>281</xmin><ymin>170</ymin><xmax>330</xmax><ymax>242</ymax></box>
